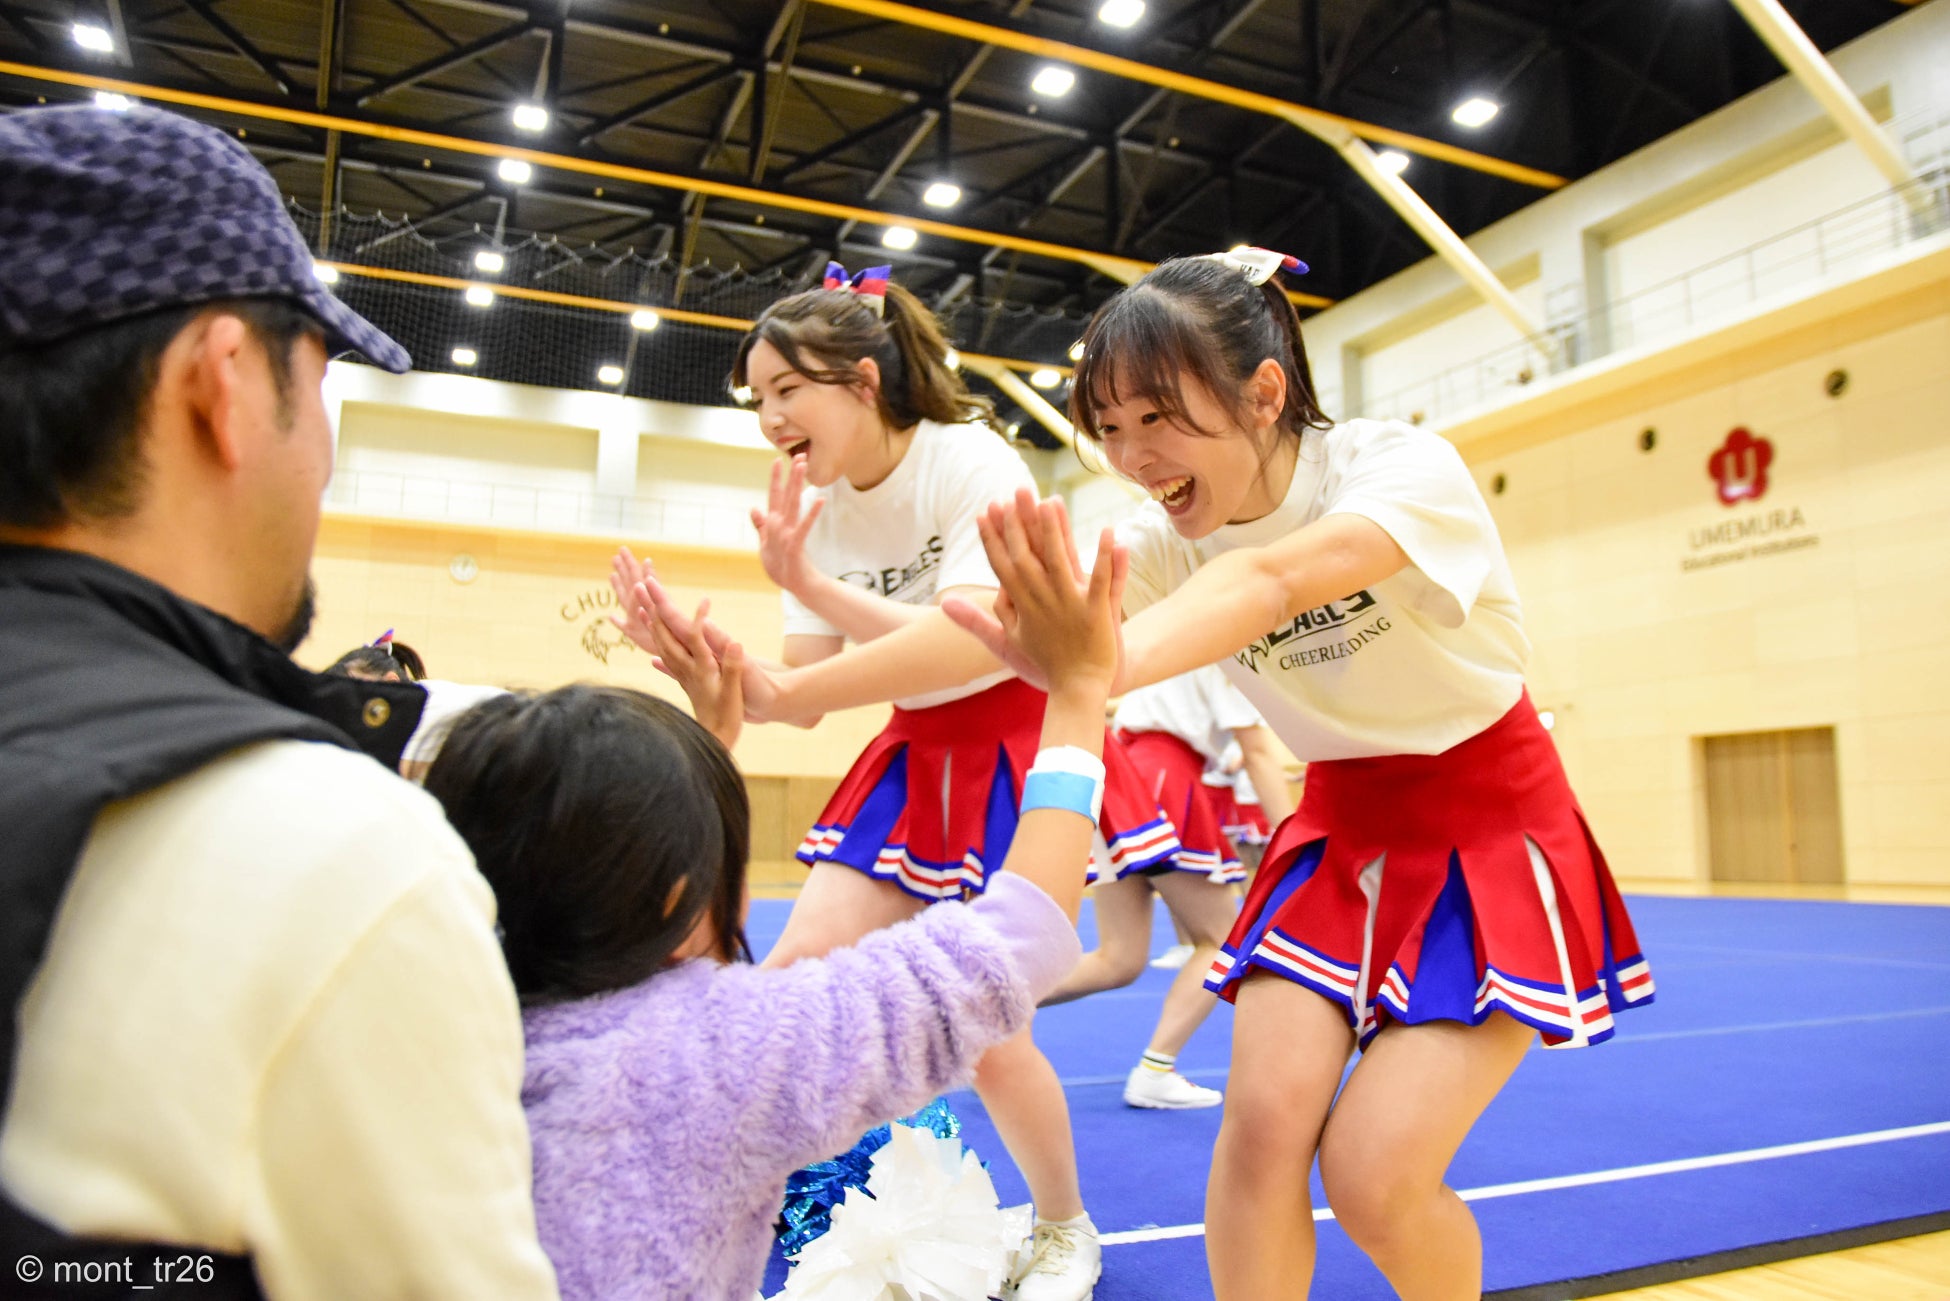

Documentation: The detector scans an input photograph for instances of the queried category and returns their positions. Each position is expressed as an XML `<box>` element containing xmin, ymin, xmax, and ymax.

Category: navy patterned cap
<box><xmin>0</xmin><ymin>104</ymin><xmax>409</xmax><ymax>372</ymax></box>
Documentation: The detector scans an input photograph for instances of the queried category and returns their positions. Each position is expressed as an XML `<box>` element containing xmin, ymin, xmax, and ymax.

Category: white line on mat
<box><xmin>1099</xmin><ymin>1120</ymin><xmax>1950</xmax><ymax>1246</ymax></box>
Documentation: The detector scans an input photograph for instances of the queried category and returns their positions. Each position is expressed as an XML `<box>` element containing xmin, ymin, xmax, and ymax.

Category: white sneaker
<box><xmin>1010</xmin><ymin>1215</ymin><xmax>1100</xmax><ymax>1301</ymax></box>
<box><xmin>1123</xmin><ymin>1065</ymin><xmax>1223</xmax><ymax>1110</ymax></box>
<box><xmin>1148</xmin><ymin>942</ymin><xmax>1194</xmax><ymax>970</ymax></box>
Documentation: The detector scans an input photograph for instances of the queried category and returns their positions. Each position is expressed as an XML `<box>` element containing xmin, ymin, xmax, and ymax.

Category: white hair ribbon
<box><xmin>1204</xmin><ymin>246</ymin><xmax>1309</xmax><ymax>286</ymax></box>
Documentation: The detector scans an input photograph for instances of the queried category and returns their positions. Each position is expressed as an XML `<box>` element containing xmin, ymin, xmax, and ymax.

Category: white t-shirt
<box><xmin>1</xmin><ymin>741</ymin><xmax>557</xmax><ymax>1300</ymax></box>
<box><xmin>1118</xmin><ymin>418</ymin><xmax>1529</xmax><ymax>761</ymax></box>
<box><xmin>401</xmin><ymin>679</ymin><xmax>510</xmax><ymax>776</ymax></box>
<box><xmin>1200</xmin><ymin>740</ymin><xmax>1266</xmax><ymax>807</ymax></box>
<box><xmin>1114</xmin><ymin>663</ymin><xmax>1264</xmax><ymax>763</ymax></box>
<box><xmin>783</xmin><ymin>419</ymin><xmax>1035</xmax><ymax>710</ymax></box>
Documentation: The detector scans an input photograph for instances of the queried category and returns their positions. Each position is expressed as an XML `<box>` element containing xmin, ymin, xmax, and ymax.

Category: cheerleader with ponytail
<box><xmin>948</xmin><ymin>247</ymin><xmax>1655</xmax><ymax>1300</ymax></box>
<box><xmin>614</xmin><ymin>263</ymin><xmax>1176</xmax><ymax>1301</ymax></box>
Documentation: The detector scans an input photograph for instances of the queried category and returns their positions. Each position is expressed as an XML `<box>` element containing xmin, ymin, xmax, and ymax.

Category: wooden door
<box><xmin>1701</xmin><ymin>727</ymin><xmax>1843</xmax><ymax>884</ymax></box>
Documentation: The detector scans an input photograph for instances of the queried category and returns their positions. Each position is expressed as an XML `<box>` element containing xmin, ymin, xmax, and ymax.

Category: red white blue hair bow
<box><xmin>1206</xmin><ymin>246</ymin><xmax>1309</xmax><ymax>286</ymax></box>
<box><xmin>823</xmin><ymin>261</ymin><xmax>892</xmax><ymax>317</ymax></box>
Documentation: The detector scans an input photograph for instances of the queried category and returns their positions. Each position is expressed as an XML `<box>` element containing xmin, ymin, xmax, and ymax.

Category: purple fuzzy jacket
<box><xmin>520</xmin><ymin>872</ymin><xmax>1082</xmax><ymax>1301</ymax></box>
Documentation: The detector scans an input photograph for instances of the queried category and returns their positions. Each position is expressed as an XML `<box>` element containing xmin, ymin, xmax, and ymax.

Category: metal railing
<box><xmin>1594</xmin><ymin>172</ymin><xmax>1944</xmax><ymax>354</ymax></box>
<box><xmin>1355</xmin><ymin>130</ymin><xmax>1950</xmax><ymax>429</ymax></box>
<box><xmin>324</xmin><ymin>467</ymin><xmax>759</xmax><ymax>549</ymax></box>
<box><xmin>325</xmin><ymin>117</ymin><xmax>1950</xmax><ymax>537</ymax></box>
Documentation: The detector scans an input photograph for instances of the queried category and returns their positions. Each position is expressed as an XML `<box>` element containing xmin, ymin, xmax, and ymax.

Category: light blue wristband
<box><xmin>1021</xmin><ymin>770</ymin><xmax>1102</xmax><ymax>824</ymax></box>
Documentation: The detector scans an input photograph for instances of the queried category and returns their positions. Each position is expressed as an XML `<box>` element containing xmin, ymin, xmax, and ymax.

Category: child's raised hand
<box><xmin>943</xmin><ymin>490</ymin><xmax>1125</xmax><ymax>695</ymax></box>
<box><xmin>750</xmin><ymin>454</ymin><xmax>824</xmax><ymax>597</ymax></box>
<box><xmin>608</xmin><ymin>547</ymin><xmax>663</xmax><ymax>652</ymax></box>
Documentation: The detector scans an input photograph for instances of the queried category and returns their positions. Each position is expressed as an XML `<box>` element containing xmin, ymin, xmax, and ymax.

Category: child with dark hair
<box><xmin>324</xmin><ymin>633</ymin><xmax>505</xmax><ymax>781</ymax></box>
<box><xmin>326</xmin><ymin>634</ymin><xmax>426</xmax><ymax>682</ymax></box>
<box><xmin>425</xmin><ymin>515</ymin><xmax>1127</xmax><ymax>1301</ymax></box>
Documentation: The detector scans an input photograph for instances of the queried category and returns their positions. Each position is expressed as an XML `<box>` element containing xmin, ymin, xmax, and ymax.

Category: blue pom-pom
<box><xmin>775</xmin><ymin>1098</ymin><xmax>966</xmax><ymax>1257</ymax></box>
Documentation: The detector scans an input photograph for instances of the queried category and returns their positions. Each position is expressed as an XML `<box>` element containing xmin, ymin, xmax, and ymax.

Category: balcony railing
<box><xmin>324</xmin><ymin>467</ymin><xmax>758</xmax><ymax>549</ymax></box>
<box><xmin>1355</xmin><ymin>140</ymin><xmax>1950</xmax><ymax>430</ymax></box>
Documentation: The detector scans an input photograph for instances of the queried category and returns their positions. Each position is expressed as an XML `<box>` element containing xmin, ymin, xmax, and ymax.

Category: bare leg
<box><xmin>769</xmin><ymin>867</ymin><xmax>1085</xmax><ymax>1221</ymax></box>
<box><xmin>761</xmin><ymin>862</ymin><xmax>926</xmax><ymax>968</ymax></box>
<box><xmin>1318</xmin><ymin>1013</ymin><xmax>1534</xmax><ymax>1301</ymax></box>
<box><xmin>1140</xmin><ymin>872</ymin><xmax>1240</xmax><ymax>1058</ymax></box>
<box><xmin>969</xmin><ymin>1024</ymin><xmax>1084</xmax><ymax>1221</ymax></box>
<box><xmin>1040</xmin><ymin>874</ymin><xmax>1155</xmax><ymax>1005</ymax></box>
<box><xmin>1206</xmin><ymin>975</ymin><xmax>1355</xmax><ymax>1301</ymax></box>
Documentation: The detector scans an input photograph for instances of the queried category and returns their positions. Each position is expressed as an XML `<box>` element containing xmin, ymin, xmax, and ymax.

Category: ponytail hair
<box><xmin>733</xmin><ymin>280</ymin><xmax>997</xmax><ymax>432</ymax></box>
<box><xmin>327</xmin><ymin>638</ymin><xmax>426</xmax><ymax>682</ymax></box>
<box><xmin>1069</xmin><ymin>255</ymin><xmax>1330</xmax><ymax>448</ymax></box>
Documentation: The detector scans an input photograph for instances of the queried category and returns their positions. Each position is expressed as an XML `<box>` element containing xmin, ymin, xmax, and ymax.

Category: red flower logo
<box><xmin>1709</xmin><ymin>427</ymin><xmax>1772</xmax><ymax>506</ymax></box>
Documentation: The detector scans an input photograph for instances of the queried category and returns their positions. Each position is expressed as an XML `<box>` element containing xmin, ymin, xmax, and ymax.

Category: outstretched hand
<box><xmin>607</xmin><ymin>547</ymin><xmax>663</xmax><ymax>654</ymax></box>
<box><xmin>750</xmin><ymin>454</ymin><xmax>825</xmax><ymax>596</ymax></box>
<box><xmin>621</xmin><ymin>569</ymin><xmax>794</xmax><ymax>726</ymax></box>
<box><xmin>941</xmin><ymin>489</ymin><xmax>1125</xmax><ymax>696</ymax></box>
<box><xmin>636</xmin><ymin>590</ymin><xmax>748</xmax><ymax>750</ymax></box>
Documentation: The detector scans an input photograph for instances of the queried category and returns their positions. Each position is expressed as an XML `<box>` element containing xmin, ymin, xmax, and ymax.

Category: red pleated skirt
<box><xmin>1204</xmin><ymin>781</ymin><xmax>1273</xmax><ymax>846</ymax></box>
<box><xmin>1204</xmin><ymin>693</ymin><xmax>1653</xmax><ymax>1048</ymax></box>
<box><xmin>1098</xmin><ymin>730</ymin><xmax>1245</xmax><ymax>885</ymax></box>
<box><xmin>796</xmin><ymin>677</ymin><xmax>1181</xmax><ymax>902</ymax></box>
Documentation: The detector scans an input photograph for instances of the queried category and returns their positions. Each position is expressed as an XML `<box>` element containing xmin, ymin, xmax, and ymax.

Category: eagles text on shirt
<box><xmin>1235</xmin><ymin>590</ymin><xmax>1395</xmax><ymax>674</ymax></box>
<box><xmin>838</xmin><ymin>534</ymin><xmax>945</xmax><ymax>603</ymax></box>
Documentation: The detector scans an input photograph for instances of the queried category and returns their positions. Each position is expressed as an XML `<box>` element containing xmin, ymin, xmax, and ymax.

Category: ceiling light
<box><xmin>511</xmin><ymin>103</ymin><xmax>549</xmax><ymax>133</ymax></box>
<box><xmin>1029</xmin><ymin>367</ymin><xmax>1062</xmax><ymax>389</ymax></box>
<box><xmin>451</xmin><ymin>347</ymin><xmax>478</xmax><ymax>366</ymax></box>
<box><xmin>496</xmin><ymin>158</ymin><xmax>532</xmax><ymax>184</ymax></box>
<box><xmin>1030</xmin><ymin>66</ymin><xmax>1076</xmax><ymax>98</ymax></box>
<box><xmin>1097</xmin><ymin>0</ymin><xmax>1145</xmax><ymax>27</ymax></box>
<box><xmin>1067</xmin><ymin>339</ymin><xmax>1085</xmax><ymax>361</ymax></box>
<box><xmin>93</xmin><ymin>92</ymin><xmax>134</xmax><ymax>111</ymax></box>
<box><xmin>922</xmin><ymin>181</ymin><xmax>962</xmax><ymax>208</ymax></box>
<box><xmin>943</xmin><ymin>349</ymin><xmax>960</xmax><ymax>369</ymax></box>
<box><xmin>464</xmin><ymin>285</ymin><xmax>495</xmax><ymax>308</ymax></box>
<box><xmin>881</xmin><ymin>225</ymin><xmax>918</xmax><ymax>251</ymax></box>
<box><xmin>1375</xmin><ymin>150</ymin><xmax>1411</xmax><ymax>176</ymax></box>
<box><xmin>630</xmin><ymin>309</ymin><xmax>661</xmax><ymax>332</ymax></box>
<box><xmin>597</xmin><ymin>364</ymin><xmax>625</xmax><ymax>386</ymax></box>
<box><xmin>473</xmin><ymin>250</ymin><xmax>505</xmax><ymax>273</ymax></box>
<box><xmin>1451</xmin><ymin>97</ymin><xmax>1499</xmax><ymax>128</ymax></box>
<box><xmin>312</xmin><ymin>263</ymin><xmax>340</xmax><ymax>285</ymax></box>
<box><xmin>72</xmin><ymin>22</ymin><xmax>114</xmax><ymax>53</ymax></box>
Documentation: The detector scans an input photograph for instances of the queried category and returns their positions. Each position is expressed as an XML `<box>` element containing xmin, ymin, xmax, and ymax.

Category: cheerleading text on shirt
<box><xmin>837</xmin><ymin>534</ymin><xmax>947</xmax><ymax>604</ymax></box>
<box><xmin>1235</xmin><ymin>590</ymin><xmax>1394</xmax><ymax>674</ymax></box>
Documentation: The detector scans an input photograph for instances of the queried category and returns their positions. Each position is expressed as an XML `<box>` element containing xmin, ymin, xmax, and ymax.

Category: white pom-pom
<box><xmin>771</xmin><ymin>1123</ymin><xmax>1034</xmax><ymax>1301</ymax></box>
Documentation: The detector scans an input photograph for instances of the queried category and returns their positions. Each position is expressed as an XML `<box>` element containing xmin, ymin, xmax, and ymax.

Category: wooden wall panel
<box><xmin>746</xmin><ymin>773</ymin><xmax>841</xmax><ymax>893</ymax></box>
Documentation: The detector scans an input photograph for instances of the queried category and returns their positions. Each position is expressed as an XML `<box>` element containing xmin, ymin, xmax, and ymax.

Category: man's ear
<box><xmin>1248</xmin><ymin>358</ymin><xmax>1288</xmax><ymax>432</ymax></box>
<box><xmin>175</xmin><ymin>311</ymin><xmax>254</xmax><ymax>472</ymax></box>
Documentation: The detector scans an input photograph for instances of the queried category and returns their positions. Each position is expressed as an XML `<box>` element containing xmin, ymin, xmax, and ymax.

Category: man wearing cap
<box><xmin>0</xmin><ymin>106</ymin><xmax>557</xmax><ymax>1297</ymax></box>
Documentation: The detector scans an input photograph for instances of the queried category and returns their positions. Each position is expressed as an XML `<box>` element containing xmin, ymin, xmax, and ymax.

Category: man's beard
<box><xmin>272</xmin><ymin>576</ymin><xmax>317</xmax><ymax>655</ymax></box>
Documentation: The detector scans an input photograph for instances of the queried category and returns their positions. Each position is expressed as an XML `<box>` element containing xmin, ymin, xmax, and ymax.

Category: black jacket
<box><xmin>0</xmin><ymin>545</ymin><xmax>425</xmax><ymax>1299</ymax></box>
